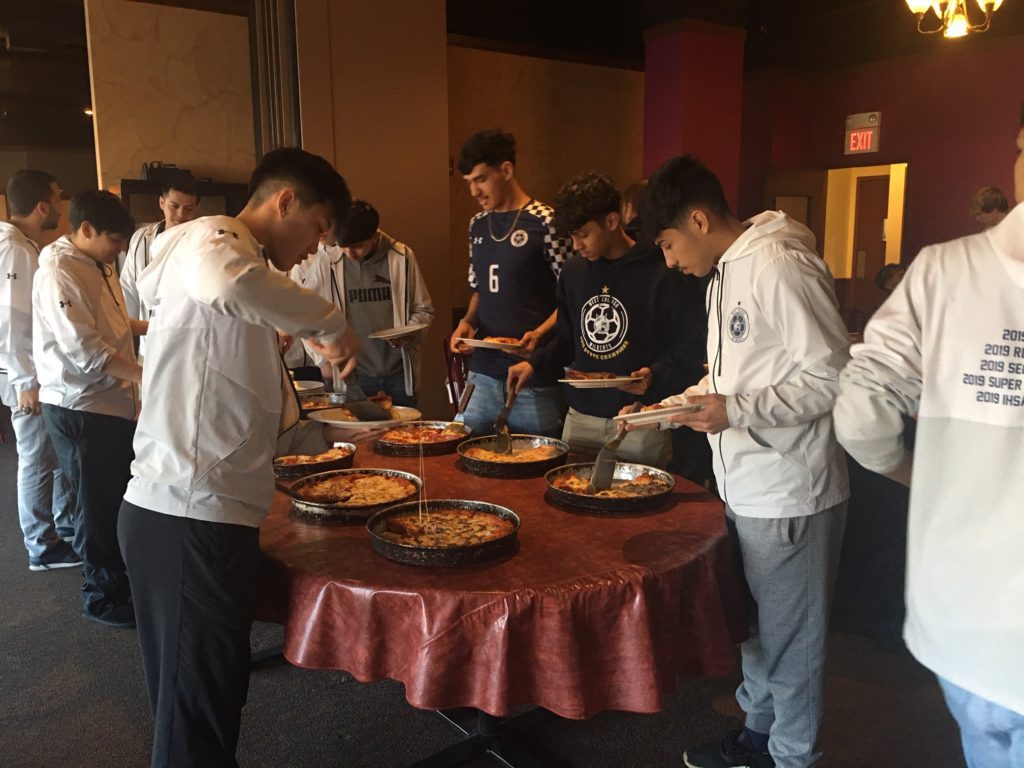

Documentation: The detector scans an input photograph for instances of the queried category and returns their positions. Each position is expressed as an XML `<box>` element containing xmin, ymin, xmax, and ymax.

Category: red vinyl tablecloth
<box><xmin>257</xmin><ymin>444</ymin><xmax>746</xmax><ymax>719</ymax></box>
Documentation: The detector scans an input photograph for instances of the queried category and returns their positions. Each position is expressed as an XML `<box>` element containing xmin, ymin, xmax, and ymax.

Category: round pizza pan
<box><xmin>374</xmin><ymin>421</ymin><xmax>471</xmax><ymax>457</ymax></box>
<box><xmin>287</xmin><ymin>467</ymin><xmax>422</xmax><ymax>523</ymax></box>
<box><xmin>544</xmin><ymin>462</ymin><xmax>675</xmax><ymax>512</ymax></box>
<box><xmin>273</xmin><ymin>442</ymin><xmax>356</xmax><ymax>480</ymax></box>
<box><xmin>456</xmin><ymin>435</ymin><xmax>569</xmax><ymax>478</ymax></box>
<box><xmin>366</xmin><ymin>499</ymin><xmax>520</xmax><ymax>567</ymax></box>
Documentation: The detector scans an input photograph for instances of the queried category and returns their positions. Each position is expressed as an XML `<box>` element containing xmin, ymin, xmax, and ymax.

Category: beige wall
<box><xmin>84</xmin><ymin>0</ymin><xmax>255</xmax><ymax>190</ymax></box>
<box><xmin>447</xmin><ymin>46</ymin><xmax>645</xmax><ymax>304</ymax></box>
<box><xmin>296</xmin><ymin>0</ymin><xmax>452</xmax><ymax>419</ymax></box>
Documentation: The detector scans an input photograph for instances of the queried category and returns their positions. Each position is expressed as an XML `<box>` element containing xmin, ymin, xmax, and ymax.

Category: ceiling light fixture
<box><xmin>905</xmin><ymin>0</ymin><xmax>1004</xmax><ymax>37</ymax></box>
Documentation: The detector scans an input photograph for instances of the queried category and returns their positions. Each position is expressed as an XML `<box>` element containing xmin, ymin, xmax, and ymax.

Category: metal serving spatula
<box><xmin>329</xmin><ymin>362</ymin><xmax>390</xmax><ymax>421</ymax></box>
<box><xmin>443</xmin><ymin>382</ymin><xmax>476</xmax><ymax>433</ymax></box>
<box><xmin>492</xmin><ymin>385</ymin><xmax>520</xmax><ymax>454</ymax></box>
<box><xmin>589</xmin><ymin>402</ymin><xmax>642</xmax><ymax>492</ymax></box>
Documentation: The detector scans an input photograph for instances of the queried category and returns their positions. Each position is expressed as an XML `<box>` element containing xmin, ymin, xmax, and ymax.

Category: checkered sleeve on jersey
<box><xmin>467</xmin><ymin>211</ymin><xmax>487</xmax><ymax>290</ymax></box>
<box><xmin>527</xmin><ymin>201</ymin><xmax>570</xmax><ymax>278</ymax></box>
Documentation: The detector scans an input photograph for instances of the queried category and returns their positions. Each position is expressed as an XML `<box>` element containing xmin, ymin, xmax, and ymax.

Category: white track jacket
<box><xmin>835</xmin><ymin>202</ymin><xmax>1024</xmax><ymax>715</ymax></box>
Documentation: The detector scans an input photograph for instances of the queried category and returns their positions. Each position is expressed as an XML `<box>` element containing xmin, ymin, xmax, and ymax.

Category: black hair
<box><xmin>621</xmin><ymin>180</ymin><xmax>647</xmax><ymax>210</ymax></box>
<box><xmin>874</xmin><ymin>263</ymin><xmax>906</xmax><ymax>291</ymax></box>
<box><xmin>68</xmin><ymin>189</ymin><xmax>135</xmax><ymax>238</ymax></box>
<box><xmin>552</xmin><ymin>173</ymin><xmax>622</xmax><ymax>237</ymax></box>
<box><xmin>336</xmin><ymin>200</ymin><xmax>380</xmax><ymax>246</ymax></box>
<box><xmin>642</xmin><ymin>155</ymin><xmax>732</xmax><ymax>242</ymax></box>
<box><xmin>6</xmin><ymin>169</ymin><xmax>57</xmax><ymax>218</ymax></box>
<box><xmin>248</xmin><ymin>147</ymin><xmax>351</xmax><ymax>223</ymax></box>
<box><xmin>457</xmin><ymin>129</ymin><xmax>516</xmax><ymax>175</ymax></box>
<box><xmin>161</xmin><ymin>172</ymin><xmax>200</xmax><ymax>201</ymax></box>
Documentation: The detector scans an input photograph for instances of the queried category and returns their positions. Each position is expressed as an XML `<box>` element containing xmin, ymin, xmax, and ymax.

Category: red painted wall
<box><xmin>741</xmin><ymin>37</ymin><xmax>1024</xmax><ymax>260</ymax></box>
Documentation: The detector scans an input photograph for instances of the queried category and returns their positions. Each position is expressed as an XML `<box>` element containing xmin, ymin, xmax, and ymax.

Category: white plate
<box><xmin>612</xmin><ymin>403</ymin><xmax>705</xmax><ymax>427</ymax></box>
<box><xmin>557</xmin><ymin>376</ymin><xmax>642</xmax><ymax>389</ymax></box>
<box><xmin>307</xmin><ymin>404</ymin><xmax>422</xmax><ymax>429</ymax></box>
<box><xmin>454</xmin><ymin>337</ymin><xmax>524</xmax><ymax>352</ymax></box>
<box><xmin>293</xmin><ymin>380</ymin><xmax>326</xmax><ymax>393</ymax></box>
<box><xmin>367</xmin><ymin>324</ymin><xmax>428</xmax><ymax>341</ymax></box>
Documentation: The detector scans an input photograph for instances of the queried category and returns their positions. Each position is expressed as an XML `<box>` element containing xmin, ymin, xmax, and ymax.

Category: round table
<box><xmin>257</xmin><ymin>440</ymin><xmax>745</xmax><ymax>721</ymax></box>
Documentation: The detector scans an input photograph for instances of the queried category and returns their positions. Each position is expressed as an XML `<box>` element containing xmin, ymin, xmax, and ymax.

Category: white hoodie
<box><xmin>666</xmin><ymin>211</ymin><xmax>850</xmax><ymax>517</ymax></box>
<box><xmin>32</xmin><ymin>236</ymin><xmax>138</xmax><ymax>419</ymax></box>
<box><xmin>835</xmin><ymin>202</ymin><xmax>1024</xmax><ymax>715</ymax></box>
<box><xmin>0</xmin><ymin>221</ymin><xmax>41</xmax><ymax>393</ymax></box>
<box><xmin>123</xmin><ymin>216</ymin><xmax>348</xmax><ymax>527</ymax></box>
<box><xmin>119</xmin><ymin>220</ymin><xmax>165</xmax><ymax>359</ymax></box>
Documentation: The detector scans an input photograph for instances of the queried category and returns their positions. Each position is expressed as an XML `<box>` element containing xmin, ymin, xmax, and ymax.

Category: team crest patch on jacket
<box><xmin>581</xmin><ymin>289</ymin><xmax>629</xmax><ymax>356</ymax></box>
<box><xmin>510</xmin><ymin>229</ymin><xmax>529</xmax><ymax>247</ymax></box>
<box><xmin>728</xmin><ymin>306</ymin><xmax>749</xmax><ymax>343</ymax></box>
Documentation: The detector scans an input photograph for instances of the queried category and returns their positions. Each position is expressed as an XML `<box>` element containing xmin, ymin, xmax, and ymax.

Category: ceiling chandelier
<box><xmin>905</xmin><ymin>0</ymin><xmax>1004</xmax><ymax>37</ymax></box>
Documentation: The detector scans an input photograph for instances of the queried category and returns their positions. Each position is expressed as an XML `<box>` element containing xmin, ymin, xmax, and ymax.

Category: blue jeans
<box><xmin>358</xmin><ymin>371</ymin><xmax>416</xmax><ymax>408</ymax></box>
<box><xmin>1</xmin><ymin>378</ymin><xmax>73</xmax><ymax>558</ymax></box>
<box><xmin>457</xmin><ymin>370</ymin><xmax>566</xmax><ymax>438</ymax></box>
<box><xmin>938</xmin><ymin>677</ymin><xmax>1024</xmax><ymax>768</ymax></box>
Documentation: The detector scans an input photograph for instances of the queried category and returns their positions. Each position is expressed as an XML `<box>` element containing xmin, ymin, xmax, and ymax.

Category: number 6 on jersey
<box><xmin>488</xmin><ymin>264</ymin><xmax>500</xmax><ymax>293</ymax></box>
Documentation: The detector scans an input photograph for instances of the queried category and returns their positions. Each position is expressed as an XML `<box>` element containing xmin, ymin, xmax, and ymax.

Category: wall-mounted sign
<box><xmin>845</xmin><ymin>111</ymin><xmax>881</xmax><ymax>155</ymax></box>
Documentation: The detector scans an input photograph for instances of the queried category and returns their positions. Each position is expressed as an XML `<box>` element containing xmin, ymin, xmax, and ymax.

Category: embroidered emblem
<box><xmin>727</xmin><ymin>306</ymin><xmax>749</xmax><ymax>343</ymax></box>
<box><xmin>510</xmin><ymin>229</ymin><xmax>529</xmax><ymax>248</ymax></box>
<box><xmin>581</xmin><ymin>291</ymin><xmax>629</xmax><ymax>356</ymax></box>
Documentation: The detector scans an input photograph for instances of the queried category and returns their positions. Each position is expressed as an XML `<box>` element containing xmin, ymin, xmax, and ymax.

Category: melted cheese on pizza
<box><xmin>275</xmin><ymin>446</ymin><xmax>352</xmax><ymax>466</ymax></box>
<box><xmin>463</xmin><ymin>445</ymin><xmax>561</xmax><ymax>463</ymax></box>
<box><xmin>551</xmin><ymin>471</ymin><xmax>671</xmax><ymax>498</ymax></box>
<box><xmin>381</xmin><ymin>509</ymin><xmax>514</xmax><ymax>548</ymax></box>
<box><xmin>380</xmin><ymin>426</ymin><xmax>460</xmax><ymax>444</ymax></box>
<box><xmin>297</xmin><ymin>473</ymin><xmax>417</xmax><ymax>506</ymax></box>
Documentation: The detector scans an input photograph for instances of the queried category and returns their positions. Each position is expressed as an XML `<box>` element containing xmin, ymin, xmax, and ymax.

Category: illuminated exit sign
<box><xmin>845</xmin><ymin>111</ymin><xmax>881</xmax><ymax>155</ymax></box>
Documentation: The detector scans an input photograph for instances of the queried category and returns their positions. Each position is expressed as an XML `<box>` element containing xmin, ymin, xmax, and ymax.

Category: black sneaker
<box><xmin>81</xmin><ymin>602</ymin><xmax>136</xmax><ymax>630</ymax></box>
<box><xmin>28</xmin><ymin>540</ymin><xmax>82</xmax><ymax>571</ymax></box>
<box><xmin>683</xmin><ymin>729</ymin><xmax>775</xmax><ymax>768</ymax></box>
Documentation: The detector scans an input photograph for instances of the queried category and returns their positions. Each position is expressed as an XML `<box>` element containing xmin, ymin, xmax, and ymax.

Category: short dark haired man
<box><xmin>835</xmin><ymin>108</ymin><xmax>1024</xmax><ymax>768</ymax></box>
<box><xmin>293</xmin><ymin>200</ymin><xmax>434</xmax><ymax>406</ymax></box>
<box><xmin>0</xmin><ymin>170</ymin><xmax>78</xmax><ymax>570</ymax></box>
<box><xmin>33</xmin><ymin>189</ymin><xmax>143</xmax><ymax>626</ymax></box>
<box><xmin>119</xmin><ymin>174</ymin><xmax>200</xmax><ymax>358</ymax></box>
<box><xmin>117</xmin><ymin>148</ymin><xmax>359</xmax><ymax>767</ymax></box>
<box><xmin>634</xmin><ymin>156</ymin><xmax>851</xmax><ymax>768</ymax></box>
<box><xmin>968</xmin><ymin>185</ymin><xmax>1009</xmax><ymax>229</ymax></box>
<box><xmin>450</xmin><ymin>129</ymin><xmax>570</xmax><ymax>436</ymax></box>
<box><xmin>507</xmin><ymin>173</ymin><xmax>705</xmax><ymax>467</ymax></box>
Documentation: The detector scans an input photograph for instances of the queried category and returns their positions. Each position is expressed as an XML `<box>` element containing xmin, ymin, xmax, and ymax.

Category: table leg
<box><xmin>408</xmin><ymin>707</ymin><xmax>560</xmax><ymax>768</ymax></box>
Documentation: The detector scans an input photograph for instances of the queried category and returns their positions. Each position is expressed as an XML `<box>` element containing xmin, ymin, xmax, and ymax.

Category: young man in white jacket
<box><xmin>118</xmin><ymin>148</ymin><xmax>358</xmax><ymax>768</ymax></box>
<box><xmin>118</xmin><ymin>174</ymin><xmax>199</xmax><ymax>359</ymax></box>
<box><xmin>633</xmin><ymin>156</ymin><xmax>850</xmax><ymax>768</ymax></box>
<box><xmin>33</xmin><ymin>190</ymin><xmax>143</xmax><ymax>627</ymax></box>
<box><xmin>0</xmin><ymin>169</ymin><xmax>77</xmax><ymax>570</ymax></box>
<box><xmin>835</xmin><ymin>113</ymin><xmax>1024</xmax><ymax>768</ymax></box>
<box><xmin>294</xmin><ymin>200</ymin><xmax>434</xmax><ymax>405</ymax></box>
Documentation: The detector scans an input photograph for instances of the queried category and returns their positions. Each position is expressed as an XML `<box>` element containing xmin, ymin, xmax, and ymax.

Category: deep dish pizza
<box><xmin>381</xmin><ymin>509</ymin><xmax>514</xmax><ymax>548</ymax></box>
<box><xmin>463</xmin><ymin>444</ymin><xmax>562</xmax><ymax>463</ymax></box>
<box><xmin>379</xmin><ymin>425</ymin><xmax>463</xmax><ymax>444</ymax></box>
<box><xmin>483</xmin><ymin>336</ymin><xmax>523</xmax><ymax>346</ymax></box>
<box><xmin>551</xmin><ymin>471</ymin><xmax>672</xmax><ymax>498</ymax></box>
<box><xmin>296</xmin><ymin>472</ymin><xmax>417</xmax><ymax>506</ymax></box>
<box><xmin>274</xmin><ymin>446</ymin><xmax>353</xmax><ymax>466</ymax></box>
<box><xmin>566</xmin><ymin>369</ymin><xmax>618</xmax><ymax>380</ymax></box>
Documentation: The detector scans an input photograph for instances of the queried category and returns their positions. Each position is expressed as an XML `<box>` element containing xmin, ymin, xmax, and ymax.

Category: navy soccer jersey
<box><xmin>466</xmin><ymin>200</ymin><xmax>570</xmax><ymax>383</ymax></box>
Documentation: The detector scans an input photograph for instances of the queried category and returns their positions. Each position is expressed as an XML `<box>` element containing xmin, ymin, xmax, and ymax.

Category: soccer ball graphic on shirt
<box><xmin>581</xmin><ymin>290</ymin><xmax>629</xmax><ymax>355</ymax></box>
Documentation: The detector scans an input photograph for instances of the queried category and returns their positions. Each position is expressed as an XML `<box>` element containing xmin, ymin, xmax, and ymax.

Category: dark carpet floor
<box><xmin>0</xmin><ymin>415</ymin><xmax>964</xmax><ymax>768</ymax></box>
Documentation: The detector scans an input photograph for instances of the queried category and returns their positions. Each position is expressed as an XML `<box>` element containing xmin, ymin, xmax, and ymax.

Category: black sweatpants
<box><xmin>42</xmin><ymin>404</ymin><xmax>135</xmax><ymax>612</ymax></box>
<box><xmin>117</xmin><ymin>501</ymin><xmax>259</xmax><ymax>768</ymax></box>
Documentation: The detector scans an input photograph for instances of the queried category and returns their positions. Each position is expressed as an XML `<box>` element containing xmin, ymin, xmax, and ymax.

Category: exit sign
<box><xmin>845</xmin><ymin>111</ymin><xmax>881</xmax><ymax>155</ymax></box>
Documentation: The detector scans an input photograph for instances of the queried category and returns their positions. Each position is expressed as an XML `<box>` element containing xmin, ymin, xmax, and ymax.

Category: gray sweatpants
<box><xmin>728</xmin><ymin>502</ymin><xmax>847</xmax><ymax>768</ymax></box>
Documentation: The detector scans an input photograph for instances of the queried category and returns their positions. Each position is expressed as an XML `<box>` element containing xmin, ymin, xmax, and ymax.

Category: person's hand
<box><xmin>621</xmin><ymin>402</ymin><xmax>658</xmax><ymax>431</ymax></box>
<box><xmin>667</xmin><ymin>393</ymin><xmax>729</xmax><ymax>434</ymax></box>
<box><xmin>16</xmin><ymin>387</ymin><xmax>40</xmax><ymax>416</ymax></box>
<box><xmin>308</xmin><ymin>327</ymin><xmax>359</xmax><ymax>380</ymax></box>
<box><xmin>515</xmin><ymin>329</ymin><xmax>543</xmax><ymax>358</ymax></box>
<box><xmin>277</xmin><ymin>331</ymin><xmax>295</xmax><ymax>355</ymax></box>
<box><xmin>506</xmin><ymin>361</ymin><xmax>534</xmax><ymax>394</ymax></box>
<box><xmin>618</xmin><ymin>366</ymin><xmax>652</xmax><ymax>394</ymax></box>
<box><xmin>450</xmin><ymin>320</ymin><xmax>476</xmax><ymax>354</ymax></box>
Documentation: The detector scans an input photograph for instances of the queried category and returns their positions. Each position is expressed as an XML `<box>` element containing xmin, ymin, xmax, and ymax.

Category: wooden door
<box><xmin>848</xmin><ymin>175</ymin><xmax>890</xmax><ymax>327</ymax></box>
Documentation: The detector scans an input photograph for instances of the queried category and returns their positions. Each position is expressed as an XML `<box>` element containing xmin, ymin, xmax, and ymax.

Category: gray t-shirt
<box><xmin>343</xmin><ymin>246</ymin><xmax>403</xmax><ymax>378</ymax></box>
